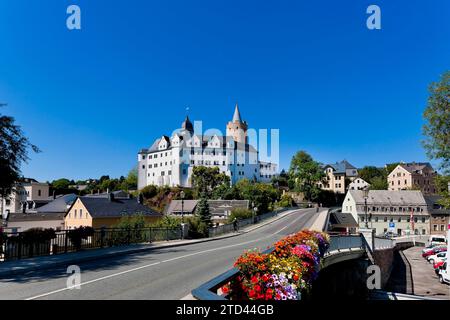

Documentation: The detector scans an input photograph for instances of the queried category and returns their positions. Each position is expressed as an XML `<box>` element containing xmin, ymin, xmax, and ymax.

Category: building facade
<box><xmin>65</xmin><ymin>193</ymin><xmax>162</xmax><ymax>229</ymax></box>
<box><xmin>137</xmin><ymin>105</ymin><xmax>277</xmax><ymax>189</ymax></box>
<box><xmin>1</xmin><ymin>178</ymin><xmax>51</xmax><ymax>220</ymax></box>
<box><xmin>318</xmin><ymin>160</ymin><xmax>358</xmax><ymax>194</ymax></box>
<box><xmin>387</xmin><ymin>162</ymin><xmax>437</xmax><ymax>194</ymax></box>
<box><xmin>348</xmin><ymin>178</ymin><xmax>370</xmax><ymax>191</ymax></box>
<box><xmin>342</xmin><ymin>190</ymin><xmax>430</xmax><ymax>236</ymax></box>
<box><xmin>425</xmin><ymin>195</ymin><xmax>450</xmax><ymax>236</ymax></box>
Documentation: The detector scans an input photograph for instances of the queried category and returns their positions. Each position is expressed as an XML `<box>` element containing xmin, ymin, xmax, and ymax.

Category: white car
<box><xmin>439</xmin><ymin>263</ymin><xmax>450</xmax><ymax>285</ymax></box>
<box><xmin>428</xmin><ymin>252</ymin><xmax>447</xmax><ymax>264</ymax></box>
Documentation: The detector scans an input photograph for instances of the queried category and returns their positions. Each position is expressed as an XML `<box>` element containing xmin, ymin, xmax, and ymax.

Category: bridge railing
<box><xmin>192</xmin><ymin>234</ymin><xmax>369</xmax><ymax>300</ymax></box>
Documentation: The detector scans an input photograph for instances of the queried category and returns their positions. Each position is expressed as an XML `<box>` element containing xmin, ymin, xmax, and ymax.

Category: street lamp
<box><xmin>363</xmin><ymin>187</ymin><xmax>369</xmax><ymax>229</ymax></box>
<box><xmin>180</xmin><ymin>190</ymin><xmax>185</xmax><ymax>223</ymax></box>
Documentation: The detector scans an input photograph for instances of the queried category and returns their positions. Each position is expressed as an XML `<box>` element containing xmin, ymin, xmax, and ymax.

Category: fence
<box><xmin>0</xmin><ymin>227</ymin><xmax>182</xmax><ymax>262</ymax></box>
<box><xmin>208</xmin><ymin>207</ymin><xmax>292</xmax><ymax>238</ymax></box>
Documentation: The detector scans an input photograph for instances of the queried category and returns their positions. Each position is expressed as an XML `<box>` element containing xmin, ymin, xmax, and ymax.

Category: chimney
<box><xmin>108</xmin><ymin>192</ymin><xmax>115</xmax><ymax>202</ymax></box>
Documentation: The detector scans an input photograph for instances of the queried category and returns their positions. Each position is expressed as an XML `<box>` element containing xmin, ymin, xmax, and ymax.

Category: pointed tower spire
<box><xmin>232</xmin><ymin>103</ymin><xmax>242</xmax><ymax>123</ymax></box>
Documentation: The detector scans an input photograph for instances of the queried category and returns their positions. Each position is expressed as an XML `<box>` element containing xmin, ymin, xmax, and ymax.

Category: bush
<box><xmin>227</xmin><ymin>208</ymin><xmax>253</xmax><ymax>223</ymax></box>
<box><xmin>115</xmin><ymin>214</ymin><xmax>147</xmax><ymax>230</ymax></box>
<box><xmin>186</xmin><ymin>216</ymin><xmax>208</xmax><ymax>239</ymax></box>
<box><xmin>68</xmin><ymin>226</ymin><xmax>95</xmax><ymax>251</ymax></box>
<box><xmin>15</xmin><ymin>228</ymin><xmax>57</xmax><ymax>244</ymax></box>
<box><xmin>141</xmin><ymin>185</ymin><xmax>158</xmax><ymax>199</ymax></box>
<box><xmin>150</xmin><ymin>215</ymin><xmax>182</xmax><ymax>228</ymax></box>
<box><xmin>277</xmin><ymin>194</ymin><xmax>295</xmax><ymax>208</ymax></box>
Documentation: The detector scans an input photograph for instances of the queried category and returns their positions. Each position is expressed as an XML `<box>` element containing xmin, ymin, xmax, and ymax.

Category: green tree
<box><xmin>192</xmin><ymin>166</ymin><xmax>230</xmax><ymax>198</ymax></box>
<box><xmin>288</xmin><ymin>151</ymin><xmax>324</xmax><ymax>202</ymax></box>
<box><xmin>423</xmin><ymin>71</ymin><xmax>450</xmax><ymax>174</ymax></box>
<box><xmin>359</xmin><ymin>166</ymin><xmax>385</xmax><ymax>183</ymax></box>
<box><xmin>195</xmin><ymin>194</ymin><xmax>212</xmax><ymax>227</ymax></box>
<box><xmin>125</xmin><ymin>167</ymin><xmax>138</xmax><ymax>190</ymax></box>
<box><xmin>115</xmin><ymin>214</ymin><xmax>146</xmax><ymax>229</ymax></box>
<box><xmin>0</xmin><ymin>105</ymin><xmax>40</xmax><ymax>217</ymax></box>
<box><xmin>369</xmin><ymin>176</ymin><xmax>388</xmax><ymax>190</ymax></box>
<box><xmin>51</xmin><ymin>178</ymin><xmax>71</xmax><ymax>190</ymax></box>
<box><xmin>423</xmin><ymin>71</ymin><xmax>450</xmax><ymax>207</ymax></box>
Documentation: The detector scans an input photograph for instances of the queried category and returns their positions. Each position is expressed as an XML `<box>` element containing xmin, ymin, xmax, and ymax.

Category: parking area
<box><xmin>403</xmin><ymin>246</ymin><xmax>449</xmax><ymax>299</ymax></box>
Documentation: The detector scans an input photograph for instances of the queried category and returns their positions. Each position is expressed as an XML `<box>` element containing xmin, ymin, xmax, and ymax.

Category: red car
<box><xmin>434</xmin><ymin>260</ymin><xmax>446</xmax><ymax>275</ymax></box>
<box><xmin>422</xmin><ymin>246</ymin><xmax>447</xmax><ymax>258</ymax></box>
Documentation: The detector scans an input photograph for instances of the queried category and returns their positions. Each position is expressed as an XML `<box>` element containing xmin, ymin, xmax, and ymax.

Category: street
<box><xmin>0</xmin><ymin>208</ymin><xmax>320</xmax><ymax>300</ymax></box>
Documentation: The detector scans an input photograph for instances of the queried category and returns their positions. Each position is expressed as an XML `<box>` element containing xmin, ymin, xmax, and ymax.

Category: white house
<box><xmin>342</xmin><ymin>190</ymin><xmax>430</xmax><ymax>236</ymax></box>
<box><xmin>137</xmin><ymin>105</ymin><xmax>277</xmax><ymax>189</ymax></box>
<box><xmin>348</xmin><ymin>178</ymin><xmax>370</xmax><ymax>191</ymax></box>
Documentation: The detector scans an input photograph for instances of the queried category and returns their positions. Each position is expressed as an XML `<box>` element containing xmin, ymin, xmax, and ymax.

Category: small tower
<box><xmin>226</xmin><ymin>103</ymin><xmax>248</xmax><ymax>144</ymax></box>
<box><xmin>180</xmin><ymin>116</ymin><xmax>194</xmax><ymax>135</ymax></box>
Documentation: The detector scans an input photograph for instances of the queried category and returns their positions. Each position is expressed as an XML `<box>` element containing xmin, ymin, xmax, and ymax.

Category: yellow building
<box><xmin>65</xmin><ymin>193</ymin><xmax>162</xmax><ymax>229</ymax></box>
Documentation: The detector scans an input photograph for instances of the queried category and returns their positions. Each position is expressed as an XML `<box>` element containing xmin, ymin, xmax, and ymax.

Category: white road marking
<box><xmin>25</xmin><ymin>209</ymin><xmax>312</xmax><ymax>300</ymax></box>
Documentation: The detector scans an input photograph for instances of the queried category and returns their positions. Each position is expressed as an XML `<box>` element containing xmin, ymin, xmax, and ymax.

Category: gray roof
<box><xmin>424</xmin><ymin>195</ymin><xmax>450</xmax><ymax>215</ymax></box>
<box><xmin>166</xmin><ymin>200</ymin><xmax>199</xmax><ymax>214</ymax></box>
<box><xmin>84</xmin><ymin>190</ymin><xmax>130</xmax><ymax>199</ymax></box>
<box><xmin>329</xmin><ymin>211</ymin><xmax>358</xmax><ymax>228</ymax></box>
<box><xmin>74</xmin><ymin>197</ymin><xmax>161</xmax><ymax>218</ymax></box>
<box><xmin>36</xmin><ymin>194</ymin><xmax>77</xmax><ymax>213</ymax></box>
<box><xmin>398</xmin><ymin>162</ymin><xmax>434</xmax><ymax>174</ymax></box>
<box><xmin>232</xmin><ymin>103</ymin><xmax>243</xmax><ymax>122</ymax></box>
<box><xmin>349</xmin><ymin>190</ymin><xmax>427</xmax><ymax>206</ymax></box>
<box><xmin>7</xmin><ymin>212</ymin><xmax>65</xmax><ymax>222</ymax></box>
<box><xmin>325</xmin><ymin>160</ymin><xmax>357</xmax><ymax>174</ymax></box>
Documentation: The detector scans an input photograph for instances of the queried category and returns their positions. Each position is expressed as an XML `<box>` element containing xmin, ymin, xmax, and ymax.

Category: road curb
<box><xmin>0</xmin><ymin>209</ymin><xmax>300</xmax><ymax>278</ymax></box>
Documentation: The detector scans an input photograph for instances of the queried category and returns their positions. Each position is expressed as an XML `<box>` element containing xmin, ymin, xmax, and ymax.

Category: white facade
<box><xmin>137</xmin><ymin>106</ymin><xmax>278</xmax><ymax>189</ymax></box>
<box><xmin>342</xmin><ymin>190</ymin><xmax>430</xmax><ymax>236</ymax></box>
<box><xmin>348</xmin><ymin>178</ymin><xmax>370</xmax><ymax>191</ymax></box>
<box><xmin>1</xmin><ymin>179</ymin><xmax>50</xmax><ymax>219</ymax></box>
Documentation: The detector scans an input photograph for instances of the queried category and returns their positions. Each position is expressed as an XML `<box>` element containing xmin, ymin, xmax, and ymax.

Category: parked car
<box><xmin>438</xmin><ymin>263</ymin><xmax>450</xmax><ymax>285</ymax></box>
<box><xmin>434</xmin><ymin>259</ymin><xmax>446</xmax><ymax>275</ymax></box>
<box><xmin>427</xmin><ymin>252</ymin><xmax>447</xmax><ymax>264</ymax></box>
<box><xmin>428</xmin><ymin>235</ymin><xmax>447</xmax><ymax>247</ymax></box>
<box><xmin>422</xmin><ymin>246</ymin><xmax>447</xmax><ymax>258</ymax></box>
<box><xmin>384</xmin><ymin>231</ymin><xmax>397</xmax><ymax>239</ymax></box>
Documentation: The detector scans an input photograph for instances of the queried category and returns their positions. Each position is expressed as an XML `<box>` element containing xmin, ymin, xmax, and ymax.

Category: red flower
<box><xmin>293</xmin><ymin>275</ymin><xmax>299</xmax><ymax>281</ymax></box>
<box><xmin>254</xmin><ymin>285</ymin><xmax>261</xmax><ymax>292</ymax></box>
<box><xmin>222</xmin><ymin>286</ymin><xmax>229</xmax><ymax>294</ymax></box>
<box><xmin>251</xmin><ymin>276</ymin><xmax>258</xmax><ymax>284</ymax></box>
<box><xmin>249</xmin><ymin>290</ymin><xmax>256</xmax><ymax>298</ymax></box>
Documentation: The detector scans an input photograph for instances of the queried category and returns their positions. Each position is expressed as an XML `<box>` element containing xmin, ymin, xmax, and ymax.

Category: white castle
<box><xmin>137</xmin><ymin>104</ymin><xmax>278</xmax><ymax>189</ymax></box>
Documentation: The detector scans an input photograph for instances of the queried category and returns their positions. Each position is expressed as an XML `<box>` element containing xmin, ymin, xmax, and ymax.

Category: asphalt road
<box><xmin>0</xmin><ymin>208</ymin><xmax>320</xmax><ymax>300</ymax></box>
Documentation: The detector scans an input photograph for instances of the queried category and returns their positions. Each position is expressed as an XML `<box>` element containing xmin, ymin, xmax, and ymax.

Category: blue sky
<box><xmin>0</xmin><ymin>0</ymin><xmax>449</xmax><ymax>182</ymax></box>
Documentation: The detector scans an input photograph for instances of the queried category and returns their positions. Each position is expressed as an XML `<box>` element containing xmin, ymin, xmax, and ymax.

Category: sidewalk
<box><xmin>0</xmin><ymin>208</ymin><xmax>300</xmax><ymax>278</ymax></box>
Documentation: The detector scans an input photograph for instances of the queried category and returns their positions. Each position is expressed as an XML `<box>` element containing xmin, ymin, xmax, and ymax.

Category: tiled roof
<box><xmin>36</xmin><ymin>194</ymin><xmax>77</xmax><ymax>213</ymax></box>
<box><xmin>349</xmin><ymin>190</ymin><xmax>427</xmax><ymax>206</ymax></box>
<box><xmin>73</xmin><ymin>197</ymin><xmax>161</xmax><ymax>218</ymax></box>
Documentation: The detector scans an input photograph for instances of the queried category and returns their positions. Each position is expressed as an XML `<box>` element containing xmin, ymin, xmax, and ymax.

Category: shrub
<box><xmin>141</xmin><ymin>185</ymin><xmax>158</xmax><ymax>199</ymax></box>
<box><xmin>150</xmin><ymin>215</ymin><xmax>182</xmax><ymax>228</ymax></box>
<box><xmin>227</xmin><ymin>208</ymin><xmax>253</xmax><ymax>223</ymax></box>
<box><xmin>115</xmin><ymin>214</ymin><xmax>146</xmax><ymax>230</ymax></box>
<box><xmin>68</xmin><ymin>226</ymin><xmax>95</xmax><ymax>251</ymax></box>
<box><xmin>186</xmin><ymin>216</ymin><xmax>208</xmax><ymax>239</ymax></box>
<box><xmin>277</xmin><ymin>194</ymin><xmax>295</xmax><ymax>208</ymax></box>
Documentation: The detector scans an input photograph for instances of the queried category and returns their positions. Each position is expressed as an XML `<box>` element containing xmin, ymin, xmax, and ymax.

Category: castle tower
<box><xmin>226</xmin><ymin>103</ymin><xmax>248</xmax><ymax>144</ymax></box>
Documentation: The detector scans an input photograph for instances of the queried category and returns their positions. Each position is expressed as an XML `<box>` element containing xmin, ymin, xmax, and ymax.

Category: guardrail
<box><xmin>208</xmin><ymin>207</ymin><xmax>294</xmax><ymax>238</ymax></box>
<box><xmin>0</xmin><ymin>227</ymin><xmax>182</xmax><ymax>262</ymax></box>
<box><xmin>192</xmin><ymin>234</ymin><xmax>369</xmax><ymax>300</ymax></box>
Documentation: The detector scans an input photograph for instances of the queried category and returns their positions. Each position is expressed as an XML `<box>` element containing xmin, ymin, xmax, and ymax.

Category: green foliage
<box><xmin>369</xmin><ymin>176</ymin><xmax>389</xmax><ymax>190</ymax></box>
<box><xmin>288</xmin><ymin>151</ymin><xmax>324</xmax><ymax>201</ymax></box>
<box><xmin>150</xmin><ymin>215</ymin><xmax>182</xmax><ymax>228</ymax></box>
<box><xmin>186</xmin><ymin>216</ymin><xmax>208</xmax><ymax>239</ymax></box>
<box><xmin>0</xmin><ymin>106</ymin><xmax>40</xmax><ymax>199</ymax></box>
<box><xmin>235</xmin><ymin>179</ymin><xmax>280</xmax><ymax>214</ymax></box>
<box><xmin>115</xmin><ymin>214</ymin><xmax>147</xmax><ymax>230</ymax></box>
<box><xmin>423</xmin><ymin>71</ymin><xmax>450</xmax><ymax>174</ymax></box>
<box><xmin>19</xmin><ymin>228</ymin><xmax>56</xmax><ymax>244</ymax></box>
<box><xmin>141</xmin><ymin>185</ymin><xmax>159</xmax><ymax>200</ymax></box>
<box><xmin>359</xmin><ymin>166</ymin><xmax>384</xmax><ymax>184</ymax></box>
<box><xmin>435</xmin><ymin>175</ymin><xmax>450</xmax><ymax>208</ymax></box>
<box><xmin>227</xmin><ymin>208</ymin><xmax>253</xmax><ymax>223</ymax></box>
<box><xmin>277</xmin><ymin>194</ymin><xmax>295</xmax><ymax>208</ymax></box>
<box><xmin>68</xmin><ymin>226</ymin><xmax>95</xmax><ymax>251</ymax></box>
<box><xmin>192</xmin><ymin>166</ymin><xmax>230</xmax><ymax>198</ymax></box>
<box><xmin>196</xmin><ymin>195</ymin><xmax>212</xmax><ymax>228</ymax></box>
